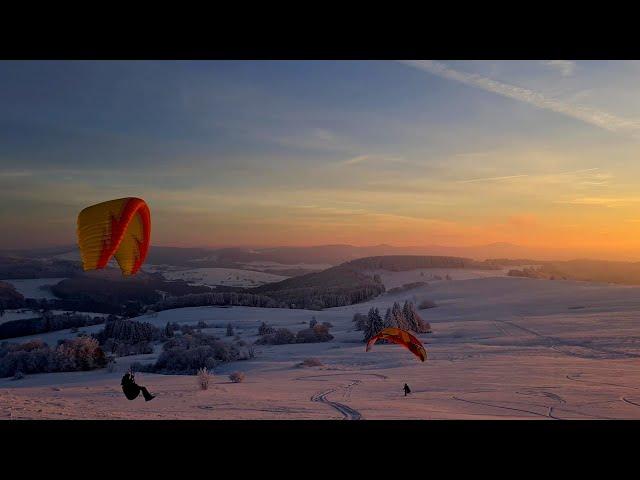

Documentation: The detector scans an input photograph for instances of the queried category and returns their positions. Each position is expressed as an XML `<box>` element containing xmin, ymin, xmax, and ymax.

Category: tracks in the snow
<box><xmin>310</xmin><ymin>381</ymin><xmax>363</xmax><ymax>420</ymax></box>
<box><xmin>298</xmin><ymin>372</ymin><xmax>388</xmax><ymax>420</ymax></box>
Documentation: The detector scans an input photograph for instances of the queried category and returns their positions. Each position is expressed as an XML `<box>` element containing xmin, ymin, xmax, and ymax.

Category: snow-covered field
<box><xmin>240</xmin><ymin>261</ymin><xmax>333</xmax><ymax>271</ymax></box>
<box><xmin>159</xmin><ymin>267</ymin><xmax>288</xmax><ymax>287</ymax></box>
<box><xmin>1</xmin><ymin>278</ymin><xmax>66</xmax><ymax>299</ymax></box>
<box><xmin>4</xmin><ymin>270</ymin><xmax>640</xmax><ymax>419</ymax></box>
<box><xmin>370</xmin><ymin>267</ymin><xmax>513</xmax><ymax>290</ymax></box>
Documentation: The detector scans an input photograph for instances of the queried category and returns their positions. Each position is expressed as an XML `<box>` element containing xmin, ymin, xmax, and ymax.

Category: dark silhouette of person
<box><xmin>403</xmin><ymin>383</ymin><xmax>411</xmax><ymax>396</ymax></box>
<box><xmin>121</xmin><ymin>371</ymin><xmax>155</xmax><ymax>401</ymax></box>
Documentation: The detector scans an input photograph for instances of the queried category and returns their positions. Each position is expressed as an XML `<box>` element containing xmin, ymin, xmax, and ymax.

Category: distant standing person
<box><xmin>121</xmin><ymin>371</ymin><xmax>156</xmax><ymax>402</ymax></box>
<box><xmin>403</xmin><ymin>383</ymin><xmax>411</xmax><ymax>396</ymax></box>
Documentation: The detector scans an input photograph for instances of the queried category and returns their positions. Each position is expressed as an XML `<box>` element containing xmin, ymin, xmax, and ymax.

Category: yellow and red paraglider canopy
<box><xmin>77</xmin><ymin>197</ymin><xmax>151</xmax><ymax>276</ymax></box>
<box><xmin>366</xmin><ymin>327</ymin><xmax>427</xmax><ymax>362</ymax></box>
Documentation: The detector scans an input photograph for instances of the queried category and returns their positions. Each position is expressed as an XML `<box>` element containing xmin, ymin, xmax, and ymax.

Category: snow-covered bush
<box><xmin>255</xmin><ymin>328</ymin><xmax>296</xmax><ymax>345</ymax></box>
<box><xmin>197</xmin><ymin>367</ymin><xmax>211</xmax><ymax>390</ymax></box>
<box><xmin>295</xmin><ymin>324</ymin><xmax>334</xmax><ymax>343</ymax></box>
<box><xmin>258</xmin><ymin>322</ymin><xmax>275</xmax><ymax>336</ymax></box>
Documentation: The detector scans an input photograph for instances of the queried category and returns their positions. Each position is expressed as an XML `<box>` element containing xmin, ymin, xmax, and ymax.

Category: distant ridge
<box><xmin>4</xmin><ymin>242</ymin><xmax>640</xmax><ymax>265</ymax></box>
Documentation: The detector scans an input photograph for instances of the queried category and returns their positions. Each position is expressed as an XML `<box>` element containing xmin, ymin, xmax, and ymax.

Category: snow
<box><xmin>160</xmin><ymin>267</ymin><xmax>288</xmax><ymax>287</ymax></box>
<box><xmin>369</xmin><ymin>267</ymin><xmax>513</xmax><ymax>290</ymax></box>
<box><xmin>241</xmin><ymin>261</ymin><xmax>333</xmax><ymax>271</ymax></box>
<box><xmin>1</xmin><ymin>278</ymin><xmax>66</xmax><ymax>299</ymax></box>
<box><xmin>4</xmin><ymin>274</ymin><xmax>640</xmax><ymax>419</ymax></box>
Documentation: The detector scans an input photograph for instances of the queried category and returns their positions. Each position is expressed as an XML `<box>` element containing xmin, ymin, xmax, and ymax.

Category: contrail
<box><xmin>399</xmin><ymin>60</ymin><xmax>640</xmax><ymax>138</ymax></box>
<box><xmin>457</xmin><ymin>174</ymin><xmax>529</xmax><ymax>184</ymax></box>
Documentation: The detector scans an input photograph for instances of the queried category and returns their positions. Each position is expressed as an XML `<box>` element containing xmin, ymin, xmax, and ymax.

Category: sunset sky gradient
<box><xmin>2</xmin><ymin>60</ymin><xmax>640</xmax><ymax>257</ymax></box>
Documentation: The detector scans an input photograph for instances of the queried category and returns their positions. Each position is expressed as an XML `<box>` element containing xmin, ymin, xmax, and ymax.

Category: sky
<box><xmin>2</xmin><ymin>60</ymin><xmax>640</xmax><ymax>256</ymax></box>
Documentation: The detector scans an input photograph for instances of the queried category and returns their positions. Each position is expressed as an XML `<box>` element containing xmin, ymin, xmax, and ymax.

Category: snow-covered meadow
<box><xmin>159</xmin><ymin>267</ymin><xmax>288</xmax><ymax>287</ymax></box>
<box><xmin>1</xmin><ymin>278</ymin><xmax>67</xmax><ymax>300</ymax></box>
<box><xmin>4</xmin><ymin>270</ymin><xmax>640</xmax><ymax>419</ymax></box>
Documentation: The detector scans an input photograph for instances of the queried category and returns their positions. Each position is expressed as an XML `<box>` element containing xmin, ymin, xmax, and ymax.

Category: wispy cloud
<box><xmin>456</xmin><ymin>168</ymin><xmax>610</xmax><ymax>186</ymax></box>
<box><xmin>342</xmin><ymin>154</ymin><xmax>407</xmax><ymax>166</ymax></box>
<box><xmin>457</xmin><ymin>174</ymin><xmax>529</xmax><ymax>184</ymax></box>
<box><xmin>542</xmin><ymin>60</ymin><xmax>576</xmax><ymax>77</ymax></box>
<box><xmin>399</xmin><ymin>60</ymin><xmax>640</xmax><ymax>138</ymax></box>
<box><xmin>558</xmin><ymin>197</ymin><xmax>640</xmax><ymax>207</ymax></box>
<box><xmin>343</xmin><ymin>155</ymin><xmax>372</xmax><ymax>165</ymax></box>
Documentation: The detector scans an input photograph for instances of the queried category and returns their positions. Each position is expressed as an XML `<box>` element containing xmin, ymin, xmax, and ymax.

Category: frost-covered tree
<box><xmin>352</xmin><ymin>312</ymin><xmax>367</xmax><ymax>331</ymax></box>
<box><xmin>164</xmin><ymin>322</ymin><xmax>174</xmax><ymax>338</ymax></box>
<box><xmin>364</xmin><ymin>307</ymin><xmax>385</xmax><ymax>342</ymax></box>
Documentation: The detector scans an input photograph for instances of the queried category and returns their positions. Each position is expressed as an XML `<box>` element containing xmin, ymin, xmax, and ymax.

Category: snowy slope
<box><xmin>4</xmin><ymin>273</ymin><xmax>640</xmax><ymax>419</ymax></box>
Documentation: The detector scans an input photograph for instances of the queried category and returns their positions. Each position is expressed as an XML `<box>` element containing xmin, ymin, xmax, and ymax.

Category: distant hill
<box><xmin>248</xmin><ymin>254</ymin><xmax>496</xmax><ymax>309</ymax></box>
<box><xmin>0</xmin><ymin>281</ymin><xmax>24</xmax><ymax>308</ymax></box>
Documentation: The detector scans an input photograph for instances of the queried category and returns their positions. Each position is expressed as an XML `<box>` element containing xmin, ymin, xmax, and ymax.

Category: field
<box><xmin>159</xmin><ymin>267</ymin><xmax>288</xmax><ymax>287</ymax></box>
<box><xmin>3</xmin><ymin>271</ymin><xmax>640</xmax><ymax>419</ymax></box>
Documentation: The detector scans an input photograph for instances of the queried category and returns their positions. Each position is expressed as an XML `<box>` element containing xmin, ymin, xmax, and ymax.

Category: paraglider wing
<box><xmin>77</xmin><ymin>197</ymin><xmax>151</xmax><ymax>276</ymax></box>
<box><xmin>365</xmin><ymin>327</ymin><xmax>427</xmax><ymax>362</ymax></box>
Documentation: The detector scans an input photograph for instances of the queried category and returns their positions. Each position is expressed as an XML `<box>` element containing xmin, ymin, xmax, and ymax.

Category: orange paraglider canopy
<box><xmin>77</xmin><ymin>197</ymin><xmax>151</xmax><ymax>276</ymax></box>
<box><xmin>365</xmin><ymin>327</ymin><xmax>427</xmax><ymax>362</ymax></box>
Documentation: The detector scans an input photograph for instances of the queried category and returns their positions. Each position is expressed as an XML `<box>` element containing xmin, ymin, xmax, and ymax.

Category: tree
<box><xmin>403</xmin><ymin>301</ymin><xmax>430</xmax><ymax>334</ymax></box>
<box><xmin>391</xmin><ymin>302</ymin><xmax>408</xmax><ymax>330</ymax></box>
<box><xmin>164</xmin><ymin>322</ymin><xmax>174</xmax><ymax>338</ymax></box>
<box><xmin>352</xmin><ymin>312</ymin><xmax>367</xmax><ymax>331</ymax></box>
<box><xmin>364</xmin><ymin>307</ymin><xmax>384</xmax><ymax>342</ymax></box>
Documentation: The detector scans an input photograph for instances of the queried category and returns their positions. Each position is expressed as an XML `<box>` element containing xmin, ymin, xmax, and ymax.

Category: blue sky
<box><xmin>2</xmin><ymin>60</ymin><xmax>640</xmax><ymax>252</ymax></box>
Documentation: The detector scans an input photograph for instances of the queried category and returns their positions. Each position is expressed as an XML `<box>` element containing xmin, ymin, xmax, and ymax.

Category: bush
<box><xmin>296</xmin><ymin>324</ymin><xmax>334</xmax><ymax>343</ymax></box>
<box><xmin>255</xmin><ymin>328</ymin><xmax>296</xmax><ymax>345</ymax></box>
<box><xmin>297</xmin><ymin>358</ymin><xmax>323</xmax><ymax>368</ymax></box>
<box><xmin>226</xmin><ymin>323</ymin><xmax>234</xmax><ymax>336</ymax></box>
<box><xmin>12</xmin><ymin>370</ymin><xmax>25</xmax><ymax>380</ymax></box>
<box><xmin>0</xmin><ymin>337</ymin><xmax>108</xmax><ymax>378</ymax></box>
<box><xmin>150</xmin><ymin>332</ymin><xmax>242</xmax><ymax>375</ymax></box>
<box><xmin>229</xmin><ymin>371</ymin><xmax>245</xmax><ymax>383</ymax></box>
<box><xmin>258</xmin><ymin>322</ymin><xmax>275</xmax><ymax>336</ymax></box>
<box><xmin>197</xmin><ymin>367</ymin><xmax>211</xmax><ymax>390</ymax></box>
<box><xmin>55</xmin><ymin>337</ymin><xmax>108</xmax><ymax>372</ymax></box>
<box><xmin>352</xmin><ymin>313</ymin><xmax>367</xmax><ymax>331</ymax></box>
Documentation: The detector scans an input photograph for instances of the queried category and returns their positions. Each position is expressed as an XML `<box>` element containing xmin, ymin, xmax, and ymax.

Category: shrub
<box><xmin>151</xmin><ymin>332</ymin><xmax>241</xmax><ymax>375</ymax></box>
<box><xmin>352</xmin><ymin>313</ymin><xmax>367</xmax><ymax>331</ymax></box>
<box><xmin>55</xmin><ymin>337</ymin><xmax>108</xmax><ymax>372</ymax></box>
<box><xmin>255</xmin><ymin>328</ymin><xmax>296</xmax><ymax>345</ymax></box>
<box><xmin>296</xmin><ymin>324</ymin><xmax>334</xmax><ymax>343</ymax></box>
<box><xmin>258</xmin><ymin>322</ymin><xmax>275</xmax><ymax>336</ymax></box>
<box><xmin>226</xmin><ymin>323</ymin><xmax>234</xmax><ymax>336</ymax></box>
<box><xmin>12</xmin><ymin>370</ymin><xmax>25</xmax><ymax>380</ymax></box>
<box><xmin>229</xmin><ymin>371</ymin><xmax>245</xmax><ymax>383</ymax></box>
<box><xmin>197</xmin><ymin>367</ymin><xmax>211</xmax><ymax>390</ymax></box>
<box><xmin>197</xmin><ymin>321</ymin><xmax>209</xmax><ymax>329</ymax></box>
